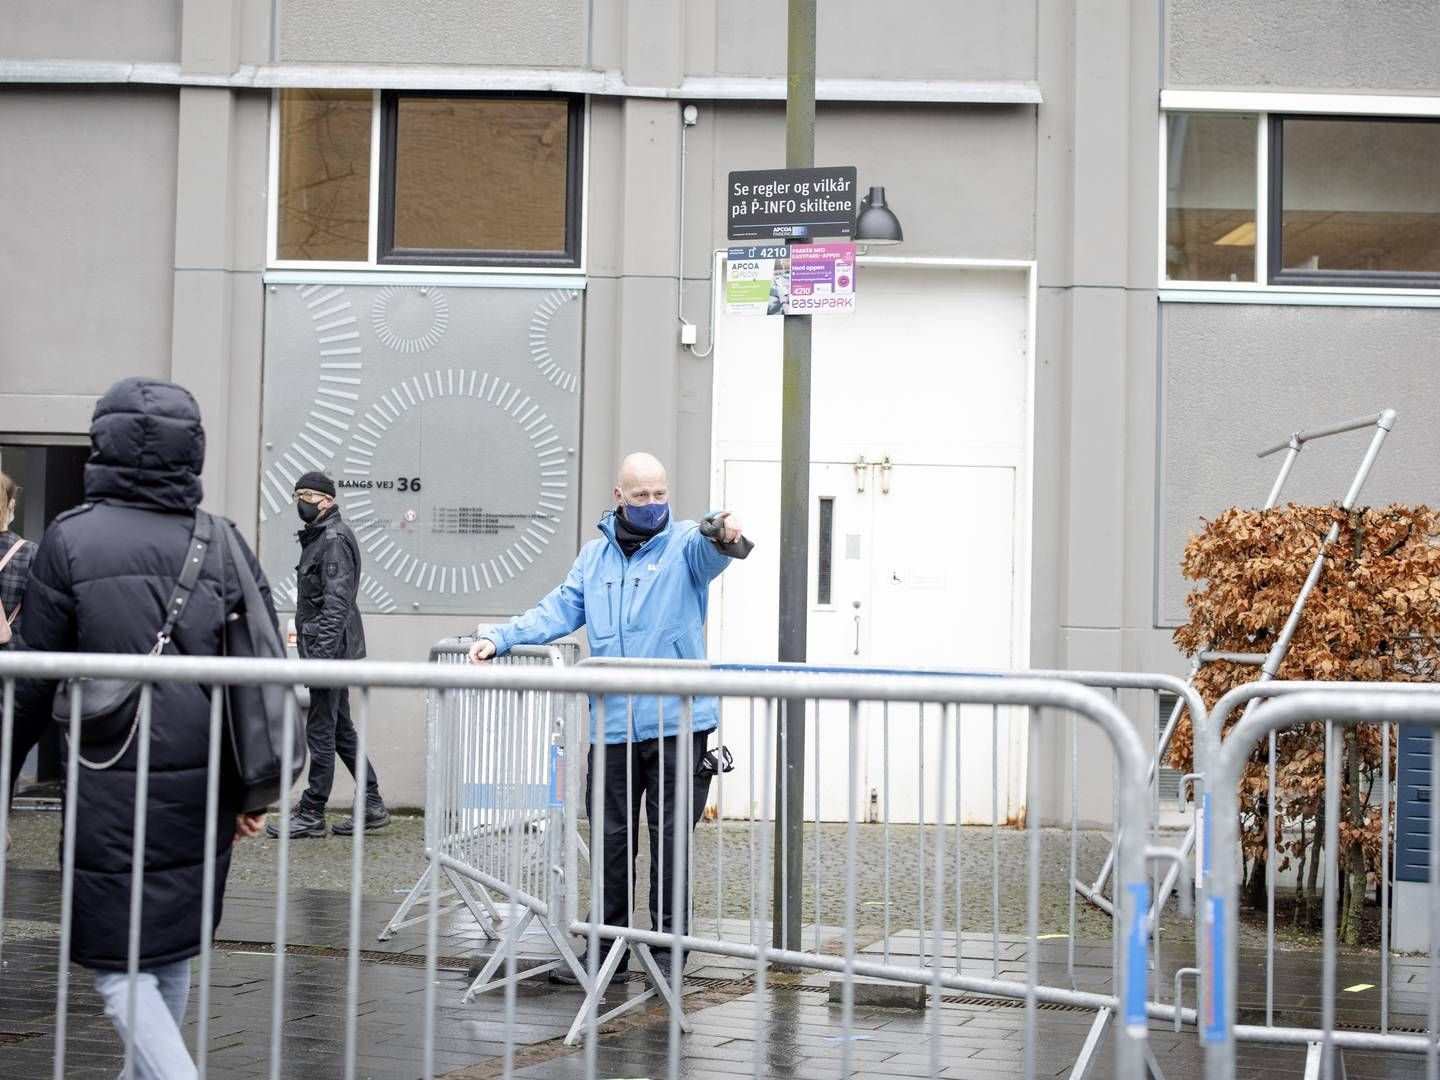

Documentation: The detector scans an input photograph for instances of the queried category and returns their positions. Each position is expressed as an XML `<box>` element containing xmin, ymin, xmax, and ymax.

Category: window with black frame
<box><xmin>1270</xmin><ymin>115</ymin><xmax>1440</xmax><ymax>287</ymax></box>
<box><xmin>379</xmin><ymin>92</ymin><xmax>583</xmax><ymax>267</ymax></box>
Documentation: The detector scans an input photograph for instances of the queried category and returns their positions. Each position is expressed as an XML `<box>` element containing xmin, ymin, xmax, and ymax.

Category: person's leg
<box><xmin>154</xmin><ymin>957</ymin><xmax>192</xmax><ymax>1028</ymax></box>
<box><xmin>331</xmin><ymin>688</ymin><xmax>382</xmax><ymax>803</ymax></box>
<box><xmin>297</xmin><ymin>688</ymin><xmax>340</xmax><ymax>817</ymax></box>
<box><xmin>329</xmin><ymin>688</ymin><xmax>389</xmax><ymax>836</ymax></box>
<box><xmin>92</xmin><ymin>965</ymin><xmax>198</xmax><ymax>1080</ymax></box>
<box><xmin>588</xmin><ymin>740</ymin><xmax>644</xmax><ymax>942</ymax></box>
<box><xmin>650</xmin><ymin>732</ymin><xmax>713</xmax><ymax>942</ymax></box>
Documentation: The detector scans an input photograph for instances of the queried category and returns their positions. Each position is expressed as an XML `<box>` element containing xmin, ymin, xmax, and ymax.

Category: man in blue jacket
<box><xmin>469</xmin><ymin>452</ymin><xmax>747</xmax><ymax>982</ymax></box>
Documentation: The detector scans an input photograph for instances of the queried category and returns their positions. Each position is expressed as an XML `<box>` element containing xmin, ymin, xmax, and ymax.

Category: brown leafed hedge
<box><xmin>1169</xmin><ymin>504</ymin><xmax>1440</xmax><ymax>940</ymax></box>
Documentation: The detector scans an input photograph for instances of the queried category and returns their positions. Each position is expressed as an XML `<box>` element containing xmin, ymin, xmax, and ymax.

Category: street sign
<box><xmin>725</xmin><ymin>244</ymin><xmax>790</xmax><ymax>316</ymax></box>
<box><xmin>784</xmin><ymin>243</ymin><xmax>856</xmax><ymax>314</ymax></box>
<box><xmin>727</xmin><ymin>166</ymin><xmax>858</xmax><ymax>241</ymax></box>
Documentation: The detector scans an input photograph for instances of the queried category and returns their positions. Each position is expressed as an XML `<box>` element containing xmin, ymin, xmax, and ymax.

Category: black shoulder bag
<box><xmin>51</xmin><ymin>513</ymin><xmax>212</xmax><ymax>770</ymax></box>
<box><xmin>218</xmin><ymin>516</ymin><xmax>306</xmax><ymax>813</ymax></box>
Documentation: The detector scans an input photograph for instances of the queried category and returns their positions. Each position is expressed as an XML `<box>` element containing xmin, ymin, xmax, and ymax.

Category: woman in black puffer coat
<box><xmin>22</xmin><ymin>378</ymin><xmax>277</xmax><ymax>1076</ymax></box>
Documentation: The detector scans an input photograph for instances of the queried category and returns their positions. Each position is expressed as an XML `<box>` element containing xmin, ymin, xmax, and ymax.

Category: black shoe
<box><xmin>651</xmin><ymin>952</ymin><xmax>685</xmax><ymax>987</ymax></box>
<box><xmin>548</xmin><ymin>959</ymin><xmax>627</xmax><ymax>985</ymax></box>
<box><xmin>332</xmin><ymin>801</ymin><xmax>391</xmax><ymax>836</ymax></box>
<box><xmin>265</xmin><ymin>809</ymin><xmax>328</xmax><ymax>839</ymax></box>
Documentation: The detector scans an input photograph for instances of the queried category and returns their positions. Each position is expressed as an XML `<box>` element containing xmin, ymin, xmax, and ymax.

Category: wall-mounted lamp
<box><xmin>855</xmin><ymin>186</ymin><xmax>904</xmax><ymax>247</ymax></box>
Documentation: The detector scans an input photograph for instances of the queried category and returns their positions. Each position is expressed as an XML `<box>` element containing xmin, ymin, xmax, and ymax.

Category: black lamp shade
<box><xmin>855</xmin><ymin>186</ymin><xmax>903</xmax><ymax>245</ymax></box>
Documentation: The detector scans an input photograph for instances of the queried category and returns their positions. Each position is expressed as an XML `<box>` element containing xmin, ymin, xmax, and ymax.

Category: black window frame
<box><xmin>1268</xmin><ymin>113</ymin><xmax>1440</xmax><ymax>289</ymax></box>
<box><xmin>378</xmin><ymin>90</ymin><xmax>584</xmax><ymax>269</ymax></box>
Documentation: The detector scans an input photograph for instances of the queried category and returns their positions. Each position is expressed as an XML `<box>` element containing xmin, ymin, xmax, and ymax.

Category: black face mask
<box><xmin>296</xmin><ymin>500</ymin><xmax>323</xmax><ymax>524</ymax></box>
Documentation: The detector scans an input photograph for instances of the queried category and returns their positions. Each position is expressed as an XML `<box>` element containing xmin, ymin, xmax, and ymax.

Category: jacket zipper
<box><xmin>605</xmin><ymin>581</ymin><xmax>615</xmax><ymax>631</ymax></box>
<box><xmin>627</xmin><ymin>576</ymin><xmax>641</xmax><ymax>628</ymax></box>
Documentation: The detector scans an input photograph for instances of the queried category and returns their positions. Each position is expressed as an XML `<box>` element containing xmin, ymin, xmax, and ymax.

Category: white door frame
<box><xmin>705</xmin><ymin>255</ymin><xmax>1038</xmax><ymax>674</ymax></box>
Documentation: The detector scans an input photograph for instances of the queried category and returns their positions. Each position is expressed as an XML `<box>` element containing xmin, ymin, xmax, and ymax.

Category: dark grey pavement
<box><xmin>1</xmin><ymin>810</ymin><xmax>1432</xmax><ymax>1078</ymax></box>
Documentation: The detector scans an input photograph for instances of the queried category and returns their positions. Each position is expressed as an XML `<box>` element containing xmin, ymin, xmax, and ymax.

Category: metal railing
<box><xmin>378</xmin><ymin>640</ymin><xmax>584</xmax><ymax>1000</ymax></box>
<box><xmin>0</xmin><ymin>650</ymin><xmax>1163</xmax><ymax>1080</ymax></box>
<box><xmin>563</xmin><ymin>657</ymin><xmax>1171</xmax><ymax>1078</ymax></box>
<box><xmin>1202</xmin><ymin>686</ymin><xmax>1440</xmax><ymax>1079</ymax></box>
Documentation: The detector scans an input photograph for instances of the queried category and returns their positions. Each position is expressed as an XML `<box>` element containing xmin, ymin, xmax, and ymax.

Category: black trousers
<box><xmin>587</xmin><ymin>731</ymin><xmax>712</xmax><ymax>945</ymax></box>
<box><xmin>5</xmin><ymin>690</ymin><xmax>51</xmax><ymax>800</ymax></box>
<box><xmin>299</xmin><ymin>687</ymin><xmax>381</xmax><ymax>815</ymax></box>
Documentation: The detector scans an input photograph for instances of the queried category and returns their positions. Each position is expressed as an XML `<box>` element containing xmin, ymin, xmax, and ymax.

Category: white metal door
<box><xmin>712</xmin><ymin>458</ymin><xmax>1022</xmax><ymax>823</ymax></box>
<box><xmin>708</xmin><ymin>264</ymin><xmax>1033</xmax><ymax>825</ymax></box>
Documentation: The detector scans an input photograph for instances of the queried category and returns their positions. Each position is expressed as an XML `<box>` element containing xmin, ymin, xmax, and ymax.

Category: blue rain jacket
<box><xmin>483</xmin><ymin>510</ymin><xmax>733</xmax><ymax>743</ymax></box>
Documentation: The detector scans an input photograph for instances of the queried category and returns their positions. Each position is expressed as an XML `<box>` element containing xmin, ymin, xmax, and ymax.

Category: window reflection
<box><xmin>1165</xmin><ymin>113</ymin><xmax>1257</xmax><ymax>283</ymax></box>
<box><xmin>277</xmin><ymin>90</ymin><xmax>372</xmax><ymax>262</ymax></box>
<box><xmin>1280</xmin><ymin>118</ymin><xmax>1440</xmax><ymax>275</ymax></box>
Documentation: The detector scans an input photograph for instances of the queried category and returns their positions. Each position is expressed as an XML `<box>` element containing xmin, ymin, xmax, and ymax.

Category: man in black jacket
<box><xmin>268</xmin><ymin>471</ymin><xmax>389</xmax><ymax>839</ymax></box>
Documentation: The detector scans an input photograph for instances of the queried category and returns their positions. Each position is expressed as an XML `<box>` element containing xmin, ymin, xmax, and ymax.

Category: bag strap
<box><xmin>155</xmin><ymin>513</ymin><xmax>212</xmax><ymax>649</ymax></box>
<box><xmin>71</xmin><ymin>516</ymin><xmax>211</xmax><ymax>772</ymax></box>
<box><xmin>0</xmin><ymin>539</ymin><xmax>31</xmax><ymax>628</ymax></box>
<box><xmin>219</xmin><ymin>517</ymin><xmax>284</xmax><ymax>656</ymax></box>
<box><xmin>0</xmin><ymin>537</ymin><xmax>27</xmax><ymax>576</ymax></box>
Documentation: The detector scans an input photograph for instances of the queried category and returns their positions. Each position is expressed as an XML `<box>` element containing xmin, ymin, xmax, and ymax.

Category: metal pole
<box><xmin>774</xmin><ymin>0</ymin><xmax>815</xmax><ymax>954</ymax></box>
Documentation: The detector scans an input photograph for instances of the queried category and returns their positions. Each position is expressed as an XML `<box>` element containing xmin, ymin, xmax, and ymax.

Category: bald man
<box><xmin>469</xmin><ymin>452</ymin><xmax>748</xmax><ymax>984</ymax></box>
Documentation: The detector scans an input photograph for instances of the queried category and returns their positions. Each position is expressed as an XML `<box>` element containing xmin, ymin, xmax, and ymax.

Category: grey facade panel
<box><xmin>713</xmin><ymin>0</ymin><xmax>1037</xmax><ymax>82</ymax></box>
<box><xmin>5</xmin><ymin>0</ymin><xmax>181</xmax><ymax>63</ymax></box>
<box><xmin>1157</xmin><ymin>301</ymin><xmax>1440</xmax><ymax>625</ymax></box>
<box><xmin>1167</xmin><ymin>0</ymin><xmax>1440</xmax><ymax>92</ymax></box>
<box><xmin>707</xmin><ymin>103</ymin><xmax>1037</xmax><ymax>261</ymax></box>
<box><xmin>0</xmin><ymin>87</ymin><xmax>179</xmax><ymax>397</ymax></box>
<box><xmin>279</xmin><ymin>0</ymin><xmax>587</xmax><ymax>67</ymax></box>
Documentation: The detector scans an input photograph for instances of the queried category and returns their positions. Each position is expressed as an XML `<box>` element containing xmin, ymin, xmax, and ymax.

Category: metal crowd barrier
<box><xmin>378</xmin><ymin>639</ymin><xmax>584</xmax><ymax>999</ymax></box>
<box><xmin>575</xmin><ymin>657</ymin><xmax>1204</xmax><ymax>1011</ymax></box>
<box><xmin>0</xmin><ymin>650</ymin><xmax>1162</xmax><ymax>1080</ymax></box>
<box><xmin>1201</xmin><ymin>685</ymin><xmax>1440</xmax><ymax>1079</ymax></box>
<box><xmin>563</xmin><ymin>657</ymin><xmax>1170</xmax><ymax>1079</ymax></box>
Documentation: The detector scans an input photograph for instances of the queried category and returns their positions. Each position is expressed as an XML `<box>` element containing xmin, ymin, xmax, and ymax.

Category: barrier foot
<box><xmin>379</xmin><ymin>862</ymin><xmax>465</xmax><ymax>941</ymax></box>
<box><xmin>1067</xmin><ymin>1007</ymin><xmax>1112</xmax><ymax>1079</ymax></box>
<box><xmin>462</xmin><ymin>908</ymin><xmax>542</xmax><ymax>1002</ymax></box>
<box><xmin>1143</xmin><ymin>1042</ymin><xmax>1168</xmax><ymax>1080</ymax></box>
<box><xmin>1304</xmin><ymin>1043</ymin><xmax>1347</xmax><ymax>1080</ymax></box>
<box><xmin>1071</xmin><ymin>878</ymin><xmax>1115</xmax><ymax>917</ymax></box>
<box><xmin>630</xmin><ymin>943</ymin><xmax>693</xmax><ymax>1037</ymax></box>
<box><xmin>563</xmin><ymin>939</ymin><xmax>634</xmax><ymax>1046</ymax></box>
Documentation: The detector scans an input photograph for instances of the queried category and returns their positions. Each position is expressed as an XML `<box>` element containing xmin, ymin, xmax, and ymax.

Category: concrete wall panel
<box><xmin>713</xmin><ymin>0</ymin><xmax>1036</xmax><ymax>82</ymax></box>
<box><xmin>0</xmin><ymin>88</ymin><xmax>179</xmax><ymax>400</ymax></box>
<box><xmin>1168</xmin><ymin>0</ymin><xmax>1440</xmax><ymax>91</ymax></box>
<box><xmin>707</xmin><ymin>104</ymin><xmax>1036</xmax><ymax>262</ymax></box>
<box><xmin>1158</xmin><ymin>301</ymin><xmax>1440</xmax><ymax>625</ymax></box>
<box><xmin>280</xmin><ymin>0</ymin><xmax>586</xmax><ymax>67</ymax></box>
<box><xmin>5</xmin><ymin>0</ymin><xmax>181</xmax><ymax>63</ymax></box>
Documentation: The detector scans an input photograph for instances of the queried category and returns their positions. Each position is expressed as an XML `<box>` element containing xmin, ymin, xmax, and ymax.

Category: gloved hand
<box><xmin>700</xmin><ymin>511</ymin><xmax>753</xmax><ymax>559</ymax></box>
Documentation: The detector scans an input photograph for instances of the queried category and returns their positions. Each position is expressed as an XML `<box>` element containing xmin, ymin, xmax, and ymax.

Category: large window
<box><xmin>1164</xmin><ymin>111</ymin><xmax>1440</xmax><ymax>290</ymax></box>
<box><xmin>271</xmin><ymin>90</ymin><xmax>584</xmax><ymax>269</ymax></box>
<box><xmin>1272</xmin><ymin>117</ymin><xmax>1440</xmax><ymax>286</ymax></box>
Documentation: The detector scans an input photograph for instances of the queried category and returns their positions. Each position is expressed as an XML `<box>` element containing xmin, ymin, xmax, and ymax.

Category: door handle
<box><xmin>852</xmin><ymin>600</ymin><xmax>861</xmax><ymax>655</ymax></box>
<box><xmin>879</xmin><ymin>455</ymin><xmax>892</xmax><ymax>495</ymax></box>
<box><xmin>853</xmin><ymin>455</ymin><xmax>867</xmax><ymax>493</ymax></box>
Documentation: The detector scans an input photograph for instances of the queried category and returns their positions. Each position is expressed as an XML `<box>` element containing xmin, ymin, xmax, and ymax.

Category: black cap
<box><xmin>294</xmin><ymin>471</ymin><xmax>335</xmax><ymax>497</ymax></box>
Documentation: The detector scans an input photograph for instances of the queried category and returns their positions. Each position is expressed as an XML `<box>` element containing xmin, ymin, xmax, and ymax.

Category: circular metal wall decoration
<box><xmin>528</xmin><ymin>289</ymin><xmax>581</xmax><ymax>393</ymax></box>
<box><xmin>371</xmin><ymin>285</ymin><xmax>450</xmax><ymax>354</ymax></box>
<box><xmin>338</xmin><ymin>368</ymin><xmax>569</xmax><ymax>595</ymax></box>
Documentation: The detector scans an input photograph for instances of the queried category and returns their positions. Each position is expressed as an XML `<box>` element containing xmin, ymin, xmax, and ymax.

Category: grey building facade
<box><xmin>4</xmin><ymin>1</ymin><xmax>1437</xmax><ymax>819</ymax></box>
